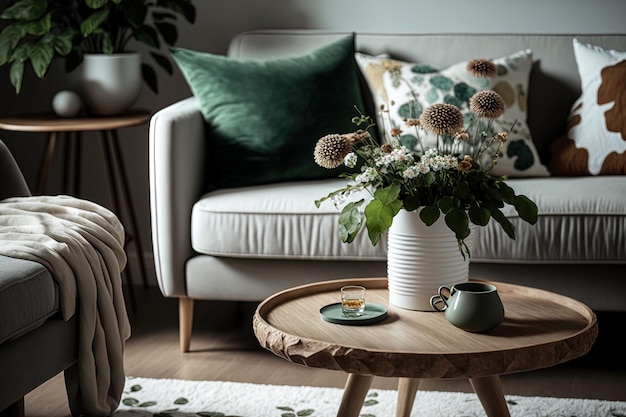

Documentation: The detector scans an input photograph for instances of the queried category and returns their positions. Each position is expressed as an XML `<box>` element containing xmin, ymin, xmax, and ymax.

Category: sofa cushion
<box><xmin>355</xmin><ymin>50</ymin><xmax>550</xmax><ymax>177</ymax></box>
<box><xmin>170</xmin><ymin>35</ymin><xmax>367</xmax><ymax>190</ymax></box>
<box><xmin>191</xmin><ymin>179</ymin><xmax>386</xmax><ymax>261</ymax></box>
<box><xmin>0</xmin><ymin>255</ymin><xmax>58</xmax><ymax>344</ymax></box>
<box><xmin>549</xmin><ymin>39</ymin><xmax>626</xmax><ymax>175</ymax></box>
<box><xmin>472</xmin><ymin>176</ymin><xmax>626</xmax><ymax>263</ymax></box>
<box><xmin>191</xmin><ymin>177</ymin><xmax>626</xmax><ymax>264</ymax></box>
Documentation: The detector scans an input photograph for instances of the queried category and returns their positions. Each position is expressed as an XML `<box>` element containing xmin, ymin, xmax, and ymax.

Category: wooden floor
<box><xmin>23</xmin><ymin>286</ymin><xmax>626</xmax><ymax>416</ymax></box>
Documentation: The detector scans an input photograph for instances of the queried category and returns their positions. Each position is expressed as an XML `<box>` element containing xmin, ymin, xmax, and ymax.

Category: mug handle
<box><xmin>430</xmin><ymin>286</ymin><xmax>452</xmax><ymax>311</ymax></box>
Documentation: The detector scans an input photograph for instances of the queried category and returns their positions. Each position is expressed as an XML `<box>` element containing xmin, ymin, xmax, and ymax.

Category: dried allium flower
<box><xmin>381</xmin><ymin>143</ymin><xmax>393</xmax><ymax>153</ymax></box>
<box><xmin>454</xmin><ymin>129</ymin><xmax>470</xmax><ymax>141</ymax></box>
<box><xmin>314</xmin><ymin>134</ymin><xmax>353</xmax><ymax>169</ymax></box>
<box><xmin>390</xmin><ymin>127</ymin><xmax>402</xmax><ymax>137</ymax></box>
<box><xmin>467</xmin><ymin>59</ymin><xmax>497</xmax><ymax>77</ymax></box>
<box><xmin>405</xmin><ymin>118</ymin><xmax>420</xmax><ymax>127</ymax></box>
<box><xmin>494</xmin><ymin>132</ymin><xmax>508</xmax><ymax>142</ymax></box>
<box><xmin>419</xmin><ymin>103</ymin><xmax>464</xmax><ymax>135</ymax></box>
<box><xmin>470</xmin><ymin>90</ymin><xmax>505</xmax><ymax>119</ymax></box>
<box><xmin>457</xmin><ymin>160</ymin><xmax>473</xmax><ymax>172</ymax></box>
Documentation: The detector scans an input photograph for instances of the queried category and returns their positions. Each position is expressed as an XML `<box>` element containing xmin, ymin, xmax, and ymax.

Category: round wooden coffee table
<box><xmin>253</xmin><ymin>278</ymin><xmax>597</xmax><ymax>417</ymax></box>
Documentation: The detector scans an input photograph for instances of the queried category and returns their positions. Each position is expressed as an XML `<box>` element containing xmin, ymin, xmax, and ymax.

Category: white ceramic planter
<box><xmin>70</xmin><ymin>53</ymin><xmax>142</xmax><ymax>116</ymax></box>
<box><xmin>387</xmin><ymin>209</ymin><xmax>472</xmax><ymax>311</ymax></box>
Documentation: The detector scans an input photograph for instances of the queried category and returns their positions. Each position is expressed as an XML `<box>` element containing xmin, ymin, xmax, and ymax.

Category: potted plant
<box><xmin>0</xmin><ymin>0</ymin><xmax>195</xmax><ymax>110</ymax></box>
<box><xmin>312</xmin><ymin>58</ymin><xmax>539</xmax><ymax>310</ymax></box>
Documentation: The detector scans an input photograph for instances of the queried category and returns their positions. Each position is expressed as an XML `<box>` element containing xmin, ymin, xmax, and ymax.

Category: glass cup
<box><xmin>341</xmin><ymin>285</ymin><xmax>366</xmax><ymax>317</ymax></box>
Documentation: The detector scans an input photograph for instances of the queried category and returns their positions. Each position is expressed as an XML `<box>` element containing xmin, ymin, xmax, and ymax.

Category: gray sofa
<box><xmin>149</xmin><ymin>31</ymin><xmax>626</xmax><ymax>352</ymax></box>
<box><xmin>0</xmin><ymin>140</ymin><xmax>78</xmax><ymax>416</ymax></box>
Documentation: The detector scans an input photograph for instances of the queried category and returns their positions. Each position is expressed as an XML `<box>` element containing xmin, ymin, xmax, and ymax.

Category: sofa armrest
<box><xmin>149</xmin><ymin>97</ymin><xmax>206</xmax><ymax>297</ymax></box>
<box><xmin>0</xmin><ymin>140</ymin><xmax>31</xmax><ymax>201</ymax></box>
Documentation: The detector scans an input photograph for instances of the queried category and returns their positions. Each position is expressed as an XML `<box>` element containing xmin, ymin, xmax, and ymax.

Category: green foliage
<box><xmin>0</xmin><ymin>0</ymin><xmax>196</xmax><ymax>94</ymax></box>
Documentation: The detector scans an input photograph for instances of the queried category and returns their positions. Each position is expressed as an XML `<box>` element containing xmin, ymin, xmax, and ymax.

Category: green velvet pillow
<box><xmin>170</xmin><ymin>35</ymin><xmax>367</xmax><ymax>190</ymax></box>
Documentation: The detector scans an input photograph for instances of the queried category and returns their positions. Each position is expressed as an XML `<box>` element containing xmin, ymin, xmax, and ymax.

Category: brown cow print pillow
<box><xmin>549</xmin><ymin>39</ymin><xmax>626</xmax><ymax>175</ymax></box>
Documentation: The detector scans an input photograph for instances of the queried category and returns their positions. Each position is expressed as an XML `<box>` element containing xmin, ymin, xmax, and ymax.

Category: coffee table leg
<box><xmin>469</xmin><ymin>375</ymin><xmax>511</xmax><ymax>417</ymax></box>
<box><xmin>337</xmin><ymin>373</ymin><xmax>374</xmax><ymax>417</ymax></box>
<box><xmin>396</xmin><ymin>378</ymin><xmax>420</xmax><ymax>417</ymax></box>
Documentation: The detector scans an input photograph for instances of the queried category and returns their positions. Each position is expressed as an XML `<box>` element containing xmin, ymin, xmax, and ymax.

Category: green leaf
<box><xmin>423</xmin><ymin>170</ymin><xmax>436</xmax><ymax>185</ymax></box>
<box><xmin>338</xmin><ymin>200</ymin><xmax>364</xmax><ymax>243</ymax></box>
<box><xmin>513</xmin><ymin>194</ymin><xmax>538</xmax><ymax>225</ymax></box>
<box><xmin>141</xmin><ymin>63</ymin><xmax>158</xmax><ymax>94</ymax></box>
<box><xmin>29</xmin><ymin>38</ymin><xmax>54</xmax><ymax>77</ymax></box>
<box><xmin>154</xmin><ymin>21</ymin><xmax>178</xmax><ymax>45</ymax></box>
<box><xmin>452</xmin><ymin>182</ymin><xmax>471</xmax><ymax>199</ymax></box>
<box><xmin>101</xmin><ymin>33</ymin><xmax>114</xmax><ymax>54</ymax></box>
<box><xmin>363</xmin><ymin>201</ymin><xmax>400</xmax><ymax>241</ymax></box>
<box><xmin>86</xmin><ymin>0</ymin><xmax>110</xmax><ymax>8</ymax></box>
<box><xmin>159</xmin><ymin>0</ymin><xmax>197</xmax><ymax>23</ymax></box>
<box><xmin>445</xmin><ymin>209</ymin><xmax>470</xmax><ymax>240</ymax></box>
<box><xmin>120</xmin><ymin>0</ymin><xmax>148</xmax><ymax>28</ymax></box>
<box><xmin>129</xmin><ymin>384</ymin><xmax>142</xmax><ymax>392</ymax></box>
<box><xmin>9</xmin><ymin>59</ymin><xmax>24</xmax><ymax>93</ymax></box>
<box><xmin>402</xmin><ymin>194</ymin><xmax>419</xmax><ymax>211</ymax></box>
<box><xmin>437</xmin><ymin>196</ymin><xmax>459</xmax><ymax>213</ymax></box>
<box><xmin>296</xmin><ymin>410</ymin><xmax>315</xmax><ymax>416</ymax></box>
<box><xmin>25</xmin><ymin>11</ymin><xmax>50</xmax><ymax>36</ymax></box>
<box><xmin>497</xmin><ymin>182</ymin><xmax>516</xmax><ymax>204</ymax></box>
<box><xmin>486</xmin><ymin>205</ymin><xmax>515</xmax><ymax>239</ymax></box>
<box><xmin>0</xmin><ymin>25</ymin><xmax>28</xmax><ymax>65</ymax></box>
<box><xmin>364</xmin><ymin>191</ymin><xmax>402</xmax><ymax>246</ymax></box>
<box><xmin>468</xmin><ymin>206</ymin><xmax>490</xmax><ymax>226</ymax></box>
<box><xmin>153</xmin><ymin>12</ymin><xmax>177</xmax><ymax>22</ymax></box>
<box><xmin>1</xmin><ymin>0</ymin><xmax>47</xmax><ymax>21</ymax></box>
<box><xmin>11</xmin><ymin>41</ymin><xmax>32</xmax><ymax>62</ymax></box>
<box><xmin>374</xmin><ymin>183</ymin><xmax>401</xmax><ymax>204</ymax></box>
<box><xmin>173</xmin><ymin>397</ymin><xmax>189</xmax><ymax>405</ymax></box>
<box><xmin>51</xmin><ymin>31</ymin><xmax>75</xmax><ymax>56</ymax></box>
<box><xmin>134</xmin><ymin>25</ymin><xmax>160</xmax><ymax>48</ymax></box>
<box><xmin>150</xmin><ymin>51</ymin><xmax>173</xmax><ymax>74</ymax></box>
<box><xmin>363</xmin><ymin>399</ymin><xmax>379</xmax><ymax>406</ymax></box>
<box><xmin>419</xmin><ymin>205</ymin><xmax>440</xmax><ymax>225</ymax></box>
<box><xmin>138</xmin><ymin>401</ymin><xmax>157</xmax><ymax>407</ymax></box>
<box><xmin>80</xmin><ymin>8</ymin><xmax>109</xmax><ymax>37</ymax></box>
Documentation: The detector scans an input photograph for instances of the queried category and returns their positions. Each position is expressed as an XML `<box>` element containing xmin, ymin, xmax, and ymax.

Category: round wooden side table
<box><xmin>253</xmin><ymin>278</ymin><xmax>598</xmax><ymax>417</ymax></box>
<box><xmin>0</xmin><ymin>110</ymin><xmax>152</xmax><ymax>306</ymax></box>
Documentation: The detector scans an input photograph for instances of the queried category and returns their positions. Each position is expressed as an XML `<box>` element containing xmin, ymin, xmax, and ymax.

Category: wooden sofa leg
<box><xmin>0</xmin><ymin>397</ymin><xmax>25</xmax><ymax>417</ymax></box>
<box><xmin>179</xmin><ymin>297</ymin><xmax>194</xmax><ymax>352</ymax></box>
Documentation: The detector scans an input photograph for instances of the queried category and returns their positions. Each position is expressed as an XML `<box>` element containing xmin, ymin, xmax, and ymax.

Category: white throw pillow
<box><xmin>355</xmin><ymin>50</ymin><xmax>550</xmax><ymax>177</ymax></box>
<box><xmin>549</xmin><ymin>38</ymin><xmax>626</xmax><ymax>175</ymax></box>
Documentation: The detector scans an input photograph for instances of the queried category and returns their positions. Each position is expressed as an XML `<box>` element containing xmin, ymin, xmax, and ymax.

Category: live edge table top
<box><xmin>253</xmin><ymin>278</ymin><xmax>598</xmax><ymax>380</ymax></box>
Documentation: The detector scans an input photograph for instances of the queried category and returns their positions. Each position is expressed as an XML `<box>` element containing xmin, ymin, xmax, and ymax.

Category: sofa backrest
<box><xmin>228</xmin><ymin>30</ymin><xmax>626</xmax><ymax>165</ymax></box>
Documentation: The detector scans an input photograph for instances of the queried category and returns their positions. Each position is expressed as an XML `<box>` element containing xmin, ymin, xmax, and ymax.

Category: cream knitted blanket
<box><xmin>0</xmin><ymin>195</ymin><xmax>130</xmax><ymax>416</ymax></box>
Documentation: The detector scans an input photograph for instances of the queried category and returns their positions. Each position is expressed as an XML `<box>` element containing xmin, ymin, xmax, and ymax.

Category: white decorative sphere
<box><xmin>52</xmin><ymin>90</ymin><xmax>82</xmax><ymax>118</ymax></box>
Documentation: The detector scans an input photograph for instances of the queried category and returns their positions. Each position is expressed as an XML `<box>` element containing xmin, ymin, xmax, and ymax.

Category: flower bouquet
<box><xmin>313</xmin><ymin>59</ymin><xmax>538</xmax><ymax>257</ymax></box>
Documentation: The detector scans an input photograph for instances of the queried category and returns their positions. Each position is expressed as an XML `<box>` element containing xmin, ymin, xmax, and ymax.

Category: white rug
<box><xmin>114</xmin><ymin>376</ymin><xmax>626</xmax><ymax>417</ymax></box>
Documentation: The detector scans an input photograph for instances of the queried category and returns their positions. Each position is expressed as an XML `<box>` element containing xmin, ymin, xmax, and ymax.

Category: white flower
<box><xmin>403</xmin><ymin>166</ymin><xmax>419</xmax><ymax>179</ymax></box>
<box><xmin>418</xmin><ymin>163</ymin><xmax>431</xmax><ymax>174</ymax></box>
<box><xmin>344</xmin><ymin>152</ymin><xmax>358</xmax><ymax>168</ymax></box>
<box><xmin>355</xmin><ymin>167</ymin><xmax>378</xmax><ymax>184</ymax></box>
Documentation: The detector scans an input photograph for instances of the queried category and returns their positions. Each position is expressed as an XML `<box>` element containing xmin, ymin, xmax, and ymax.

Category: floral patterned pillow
<box><xmin>548</xmin><ymin>39</ymin><xmax>626</xmax><ymax>175</ymax></box>
<box><xmin>355</xmin><ymin>50</ymin><xmax>550</xmax><ymax>177</ymax></box>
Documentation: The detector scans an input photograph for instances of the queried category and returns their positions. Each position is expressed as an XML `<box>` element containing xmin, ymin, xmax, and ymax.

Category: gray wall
<box><xmin>1</xmin><ymin>0</ymin><xmax>625</xmax><ymax>284</ymax></box>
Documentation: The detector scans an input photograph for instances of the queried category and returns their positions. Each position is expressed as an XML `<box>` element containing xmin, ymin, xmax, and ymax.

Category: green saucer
<box><xmin>319</xmin><ymin>302</ymin><xmax>388</xmax><ymax>326</ymax></box>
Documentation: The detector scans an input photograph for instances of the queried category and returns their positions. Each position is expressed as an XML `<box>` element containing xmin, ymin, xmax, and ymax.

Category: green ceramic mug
<box><xmin>430</xmin><ymin>282</ymin><xmax>505</xmax><ymax>332</ymax></box>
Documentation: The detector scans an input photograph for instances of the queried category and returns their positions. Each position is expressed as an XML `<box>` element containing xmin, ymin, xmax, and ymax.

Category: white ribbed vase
<box><xmin>387</xmin><ymin>209</ymin><xmax>472</xmax><ymax>311</ymax></box>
